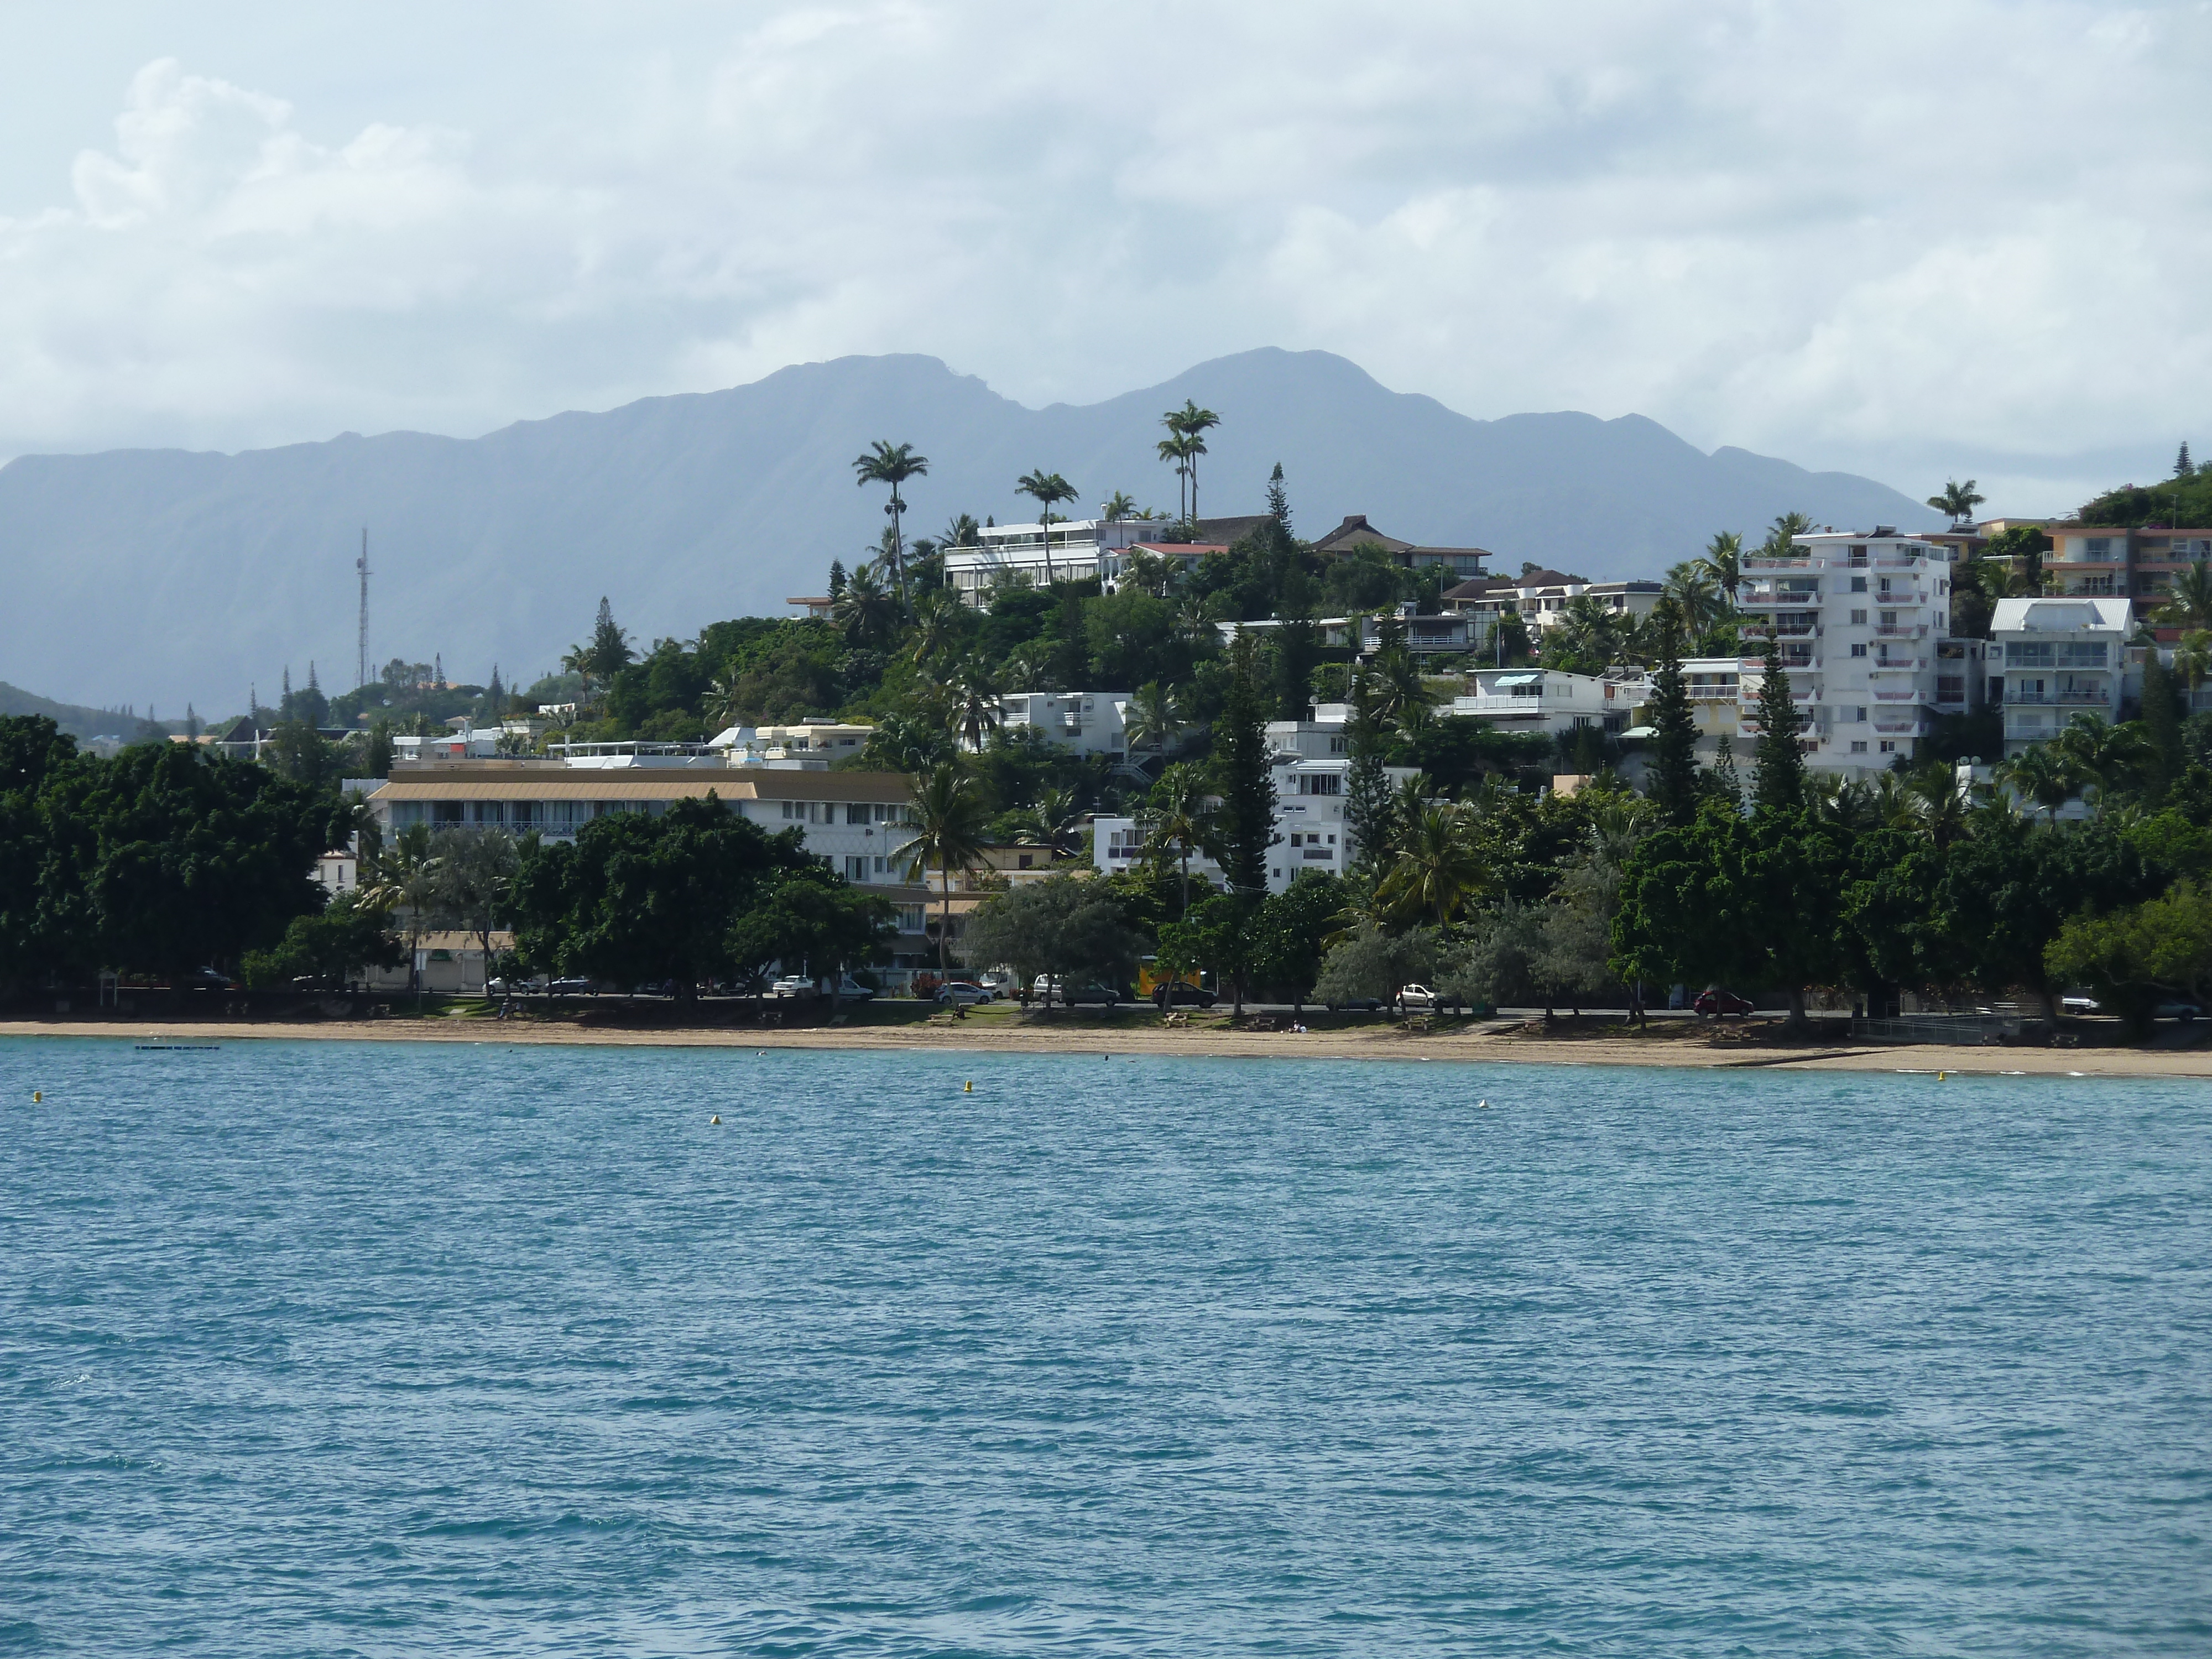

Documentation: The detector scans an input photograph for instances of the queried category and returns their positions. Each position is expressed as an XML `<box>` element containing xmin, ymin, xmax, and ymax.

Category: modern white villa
<box><xmin>1988</xmin><ymin>596</ymin><xmax>2135</xmax><ymax>755</ymax></box>
<box><xmin>941</xmin><ymin>516</ymin><xmax>1175</xmax><ymax>605</ymax></box>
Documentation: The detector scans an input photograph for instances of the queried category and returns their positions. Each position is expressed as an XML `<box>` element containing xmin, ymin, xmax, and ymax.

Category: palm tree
<box><xmin>703</xmin><ymin>673</ymin><xmax>746</xmax><ymax>735</ymax></box>
<box><xmin>909</xmin><ymin>590</ymin><xmax>964</xmax><ymax>667</ymax></box>
<box><xmin>899</xmin><ymin>762</ymin><xmax>990</xmax><ymax>978</ymax></box>
<box><xmin>1376</xmin><ymin>800</ymin><xmax>1488</xmax><ymax>930</ymax></box>
<box><xmin>359</xmin><ymin>821</ymin><xmax>438</xmax><ymax>1003</ymax></box>
<box><xmin>1100</xmin><ymin>491</ymin><xmax>1139</xmax><ymax>522</ymax></box>
<box><xmin>2054</xmin><ymin>713</ymin><xmax>2153</xmax><ymax>811</ymax></box>
<box><xmin>2174</xmin><ymin>630</ymin><xmax>2212</xmax><ymax>700</ymax></box>
<box><xmin>1029</xmin><ymin>786</ymin><xmax>1084</xmax><ymax>859</ymax></box>
<box><xmin>2161</xmin><ymin>563</ymin><xmax>2212</xmax><ymax>634</ymax></box>
<box><xmin>1164</xmin><ymin>400</ymin><xmax>1221</xmax><ymax>522</ymax></box>
<box><xmin>852</xmin><ymin>440</ymin><xmax>930</xmax><ymax>609</ymax></box>
<box><xmin>1015</xmin><ymin>469</ymin><xmax>1079</xmax><ymax>585</ymax></box>
<box><xmin>1124</xmin><ymin>681</ymin><xmax>1184</xmax><ymax>760</ymax></box>
<box><xmin>1142</xmin><ymin>761</ymin><xmax>1211</xmax><ymax>917</ymax></box>
<box><xmin>1996</xmin><ymin>743</ymin><xmax>2077</xmax><ymax>822</ymax></box>
<box><xmin>947</xmin><ymin>657</ymin><xmax>1003</xmax><ymax>750</ymax></box>
<box><xmin>1926</xmin><ymin>478</ymin><xmax>1986</xmax><ymax>526</ymax></box>
<box><xmin>1698</xmin><ymin>530</ymin><xmax>1745</xmax><ymax>599</ymax></box>
<box><xmin>1663</xmin><ymin>560</ymin><xmax>1723</xmax><ymax>638</ymax></box>
<box><xmin>1156</xmin><ymin>433</ymin><xmax>1196</xmax><ymax>522</ymax></box>
<box><xmin>1896</xmin><ymin>761</ymin><xmax>1970</xmax><ymax>848</ymax></box>
<box><xmin>1759</xmin><ymin>512</ymin><xmax>1815</xmax><ymax>560</ymax></box>
<box><xmin>832</xmin><ymin>564</ymin><xmax>897</xmax><ymax>650</ymax></box>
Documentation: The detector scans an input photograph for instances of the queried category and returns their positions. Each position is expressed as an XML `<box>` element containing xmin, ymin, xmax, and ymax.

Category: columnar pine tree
<box><xmin>2177</xmin><ymin>442</ymin><xmax>2194</xmax><ymax>479</ymax></box>
<box><xmin>1211</xmin><ymin>629</ymin><xmax>1279</xmax><ymax>894</ymax></box>
<box><xmin>1753</xmin><ymin>632</ymin><xmax>1807</xmax><ymax>811</ymax></box>
<box><xmin>1646</xmin><ymin>603</ymin><xmax>1699</xmax><ymax>825</ymax></box>
<box><xmin>1344</xmin><ymin>666</ymin><xmax>1395</xmax><ymax>869</ymax></box>
<box><xmin>1266</xmin><ymin>462</ymin><xmax>1292</xmax><ymax>531</ymax></box>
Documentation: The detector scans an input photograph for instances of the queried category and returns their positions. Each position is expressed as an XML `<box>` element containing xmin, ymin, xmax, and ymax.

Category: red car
<box><xmin>1694</xmin><ymin>988</ymin><xmax>1755</xmax><ymax>1019</ymax></box>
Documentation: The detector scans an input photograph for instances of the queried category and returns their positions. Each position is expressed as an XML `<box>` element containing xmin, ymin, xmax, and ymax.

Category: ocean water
<box><xmin>1</xmin><ymin>1039</ymin><xmax>2207</xmax><ymax>1657</ymax></box>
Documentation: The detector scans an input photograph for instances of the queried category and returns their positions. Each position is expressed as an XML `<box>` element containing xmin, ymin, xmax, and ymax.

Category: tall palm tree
<box><xmin>832</xmin><ymin>564</ymin><xmax>897</xmax><ymax>650</ymax></box>
<box><xmin>937</xmin><ymin>512</ymin><xmax>981</xmax><ymax>551</ymax></box>
<box><xmin>1698</xmin><ymin>530</ymin><xmax>1745</xmax><ymax>599</ymax></box>
<box><xmin>1664</xmin><ymin>560</ymin><xmax>1723</xmax><ymax>638</ymax></box>
<box><xmin>2161</xmin><ymin>563</ymin><xmax>2212</xmax><ymax>634</ymax></box>
<box><xmin>359</xmin><ymin>821</ymin><xmax>438</xmax><ymax>1003</ymax></box>
<box><xmin>1142</xmin><ymin>761</ymin><xmax>1211</xmax><ymax>916</ymax></box>
<box><xmin>909</xmin><ymin>590</ymin><xmax>964</xmax><ymax>667</ymax></box>
<box><xmin>1014</xmin><ymin>469</ymin><xmax>1079</xmax><ymax>585</ymax></box>
<box><xmin>1926</xmin><ymin>478</ymin><xmax>1986</xmax><ymax>526</ymax></box>
<box><xmin>1125</xmin><ymin>681</ymin><xmax>1184</xmax><ymax>759</ymax></box>
<box><xmin>947</xmin><ymin>657</ymin><xmax>1003</xmax><ymax>750</ymax></box>
<box><xmin>1376</xmin><ymin>800</ymin><xmax>1488</xmax><ymax>930</ymax></box>
<box><xmin>1156</xmin><ymin>433</ymin><xmax>1196</xmax><ymax>522</ymax></box>
<box><xmin>2054</xmin><ymin>713</ymin><xmax>2153</xmax><ymax>811</ymax></box>
<box><xmin>704</xmin><ymin>673</ymin><xmax>746</xmax><ymax>735</ymax></box>
<box><xmin>1759</xmin><ymin>512</ymin><xmax>1815</xmax><ymax>560</ymax></box>
<box><xmin>1897</xmin><ymin>761</ymin><xmax>1970</xmax><ymax>848</ymax></box>
<box><xmin>1029</xmin><ymin>786</ymin><xmax>1084</xmax><ymax>859</ymax></box>
<box><xmin>1164</xmin><ymin>400</ymin><xmax>1221</xmax><ymax>522</ymax></box>
<box><xmin>1996</xmin><ymin>742</ymin><xmax>2077</xmax><ymax>822</ymax></box>
<box><xmin>852</xmin><ymin>440</ymin><xmax>930</xmax><ymax>609</ymax></box>
<box><xmin>2173</xmin><ymin>629</ymin><xmax>2212</xmax><ymax>699</ymax></box>
<box><xmin>899</xmin><ymin>763</ymin><xmax>990</xmax><ymax>977</ymax></box>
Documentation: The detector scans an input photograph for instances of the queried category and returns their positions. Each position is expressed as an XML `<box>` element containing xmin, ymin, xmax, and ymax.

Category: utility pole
<box><xmin>356</xmin><ymin>528</ymin><xmax>371</xmax><ymax>693</ymax></box>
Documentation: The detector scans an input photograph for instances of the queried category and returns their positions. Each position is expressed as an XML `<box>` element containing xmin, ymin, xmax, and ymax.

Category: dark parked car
<box><xmin>1154</xmin><ymin>981</ymin><xmax>1218</xmax><ymax>1009</ymax></box>
<box><xmin>1324</xmin><ymin>995</ymin><xmax>1387</xmax><ymax>1013</ymax></box>
<box><xmin>1694</xmin><ymin>988</ymin><xmax>1755</xmax><ymax>1019</ymax></box>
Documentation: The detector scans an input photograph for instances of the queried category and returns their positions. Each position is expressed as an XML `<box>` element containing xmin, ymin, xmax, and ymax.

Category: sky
<box><xmin>1</xmin><ymin>1</ymin><xmax>2207</xmax><ymax>517</ymax></box>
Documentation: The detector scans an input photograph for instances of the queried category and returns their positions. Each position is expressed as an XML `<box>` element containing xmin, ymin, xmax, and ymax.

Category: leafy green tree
<box><xmin>240</xmin><ymin>890</ymin><xmax>405</xmax><ymax>990</ymax></box>
<box><xmin>727</xmin><ymin>867</ymin><xmax>896</xmax><ymax>1007</ymax></box>
<box><xmin>1438</xmin><ymin>899</ymin><xmax>1542</xmax><ymax>1010</ymax></box>
<box><xmin>1208</xmin><ymin>630</ymin><xmax>1277</xmax><ymax>892</ymax></box>
<box><xmin>2046</xmin><ymin>882</ymin><xmax>2212</xmax><ymax>1035</ymax></box>
<box><xmin>853</xmin><ymin>440</ymin><xmax>930</xmax><ymax>608</ymax></box>
<box><xmin>1158</xmin><ymin>889</ymin><xmax>1262</xmax><ymax>1015</ymax></box>
<box><xmin>1245</xmin><ymin>872</ymin><xmax>1345</xmax><ymax>1010</ymax></box>
<box><xmin>963</xmin><ymin>874</ymin><xmax>1142</xmax><ymax>1008</ymax></box>
<box><xmin>0</xmin><ymin>717</ymin><xmax>82</xmax><ymax>988</ymax></box>
<box><xmin>2053</xmin><ymin>713</ymin><xmax>2154</xmax><ymax>811</ymax></box>
<box><xmin>1313</xmin><ymin>919</ymin><xmax>1437</xmax><ymax>1011</ymax></box>
<box><xmin>510</xmin><ymin>796</ymin><xmax>812</xmax><ymax>1001</ymax></box>
<box><xmin>1752</xmin><ymin>632</ymin><xmax>1807</xmax><ymax>811</ymax></box>
<box><xmin>900</xmin><ymin>761</ymin><xmax>991</xmax><ymax>975</ymax></box>
<box><xmin>2140</xmin><ymin>652</ymin><xmax>2185</xmax><ymax>802</ymax></box>
<box><xmin>429</xmin><ymin>826</ymin><xmax>520</xmax><ymax>992</ymax></box>
<box><xmin>37</xmin><ymin>741</ymin><xmax>342</xmax><ymax>983</ymax></box>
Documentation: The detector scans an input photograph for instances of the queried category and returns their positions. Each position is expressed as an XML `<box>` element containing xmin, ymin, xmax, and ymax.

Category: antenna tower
<box><xmin>356</xmin><ymin>528</ymin><xmax>371</xmax><ymax>693</ymax></box>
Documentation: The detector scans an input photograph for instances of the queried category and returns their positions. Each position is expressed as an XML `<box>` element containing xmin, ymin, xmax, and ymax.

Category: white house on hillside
<box><xmin>1989</xmin><ymin>596</ymin><xmax>2133</xmax><ymax>755</ymax></box>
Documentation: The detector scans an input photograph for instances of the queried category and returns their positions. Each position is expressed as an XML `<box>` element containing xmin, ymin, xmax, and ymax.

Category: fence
<box><xmin>1850</xmin><ymin>1010</ymin><xmax>2033</xmax><ymax>1045</ymax></box>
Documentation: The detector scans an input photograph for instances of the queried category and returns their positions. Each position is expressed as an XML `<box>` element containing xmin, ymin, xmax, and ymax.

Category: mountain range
<box><xmin>0</xmin><ymin>348</ymin><xmax>1936</xmax><ymax>714</ymax></box>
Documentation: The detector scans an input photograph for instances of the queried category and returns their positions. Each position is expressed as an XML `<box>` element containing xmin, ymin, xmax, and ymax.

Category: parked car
<box><xmin>185</xmin><ymin>966</ymin><xmax>233</xmax><ymax>990</ymax></box>
<box><xmin>1154</xmin><ymin>980</ymin><xmax>1218</xmax><ymax>1009</ymax></box>
<box><xmin>1694</xmin><ymin>988</ymin><xmax>1755</xmax><ymax>1019</ymax></box>
<box><xmin>937</xmin><ymin>981</ymin><xmax>997</xmax><ymax>1005</ymax></box>
<box><xmin>484</xmin><ymin>975</ymin><xmax>547</xmax><ymax>996</ymax></box>
<box><xmin>831</xmin><ymin>975</ymin><xmax>876</xmax><ymax>1003</ymax></box>
<box><xmin>2154</xmin><ymin>999</ymin><xmax>2200</xmax><ymax>1022</ymax></box>
<box><xmin>1324</xmin><ymin>995</ymin><xmax>1387</xmax><ymax>1013</ymax></box>
<box><xmin>548</xmin><ymin>976</ymin><xmax>595</xmax><ymax>995</ymax></box>
<box><xmin>1061</xmin><ymin>982</ymin><xmax>1123</xmax><ymax>1006</ymax></box>
<box><xmin>2060</xmin><ymin>994</ymin><xmax>2101</xmax><ymax>1016</ymax></box>
<box><xmin>769</xmin><ymin>975</ymin><xmax>816</xmax><ymax>1000</ymax></box>
<box><xmin>1398</xmin><ymin>984</ymin><xmax>1443</xmax><ymax>1012</ymax></box>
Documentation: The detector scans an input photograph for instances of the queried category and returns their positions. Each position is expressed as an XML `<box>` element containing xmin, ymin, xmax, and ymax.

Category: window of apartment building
<box><xmin>1847</xmin><ymin>706</ymin><xmax>1867</xmax><ymax>722</ymax></box>
<box><xmin>1850</xmin><ymin>609</ymin><xmax>1867</xmax><ymax>625</ymax></box>
<box><xmin>2061</xmin><ymin>641</ymin><xmax>2109</xmax><ymax>666</ymax></box>
<box><xmin>1938</xmin><ymin>677</ymin><xmax>1965</xmax><ymax>701</ymax></box>
<box><xmin>1850</xmin><ymin>643</ymin><xmax>1867</xmax><ymax>658</ymax></box>
<box><xmin>1849</xmin><ymin>545</ymin><xmax>1867</xmax><ymax>560</ymax></box>
<box><xmin>1850</xmin><ymin>740</ymin><xmax>1868</xmax><ymax>754</ymax></box>
<box><xmin>2006</xmin><ymin>641</ymin><xmax>2054</xmax><ymax>666</ymax></box>
<box><xmin>1329</xmin><ymin>736</ymin><xmax>1348</xmax><ymax>755</ymax></box>
<box><xmin>2086</xmin><ymin>538</ymin><xmax>2114</xmax><ymax>558</ymax></box>
<box><xmin>1851</xmin><ymin>576</ymin><xmax>1868</xmax><ymax>593</ymax></box>
<box><xmin>1877</xmin><ymin>577</ymin><xmax>1892</xmax><ymax>595</ymax></box>
<box><xmin>895</xmin><ymin>905</ymin><xmax>926</xmax><ymax>932</ymax></box>
<box><xmin>847</xmin><ymin>803</ymin><xmax>871</xmax><ymax>824</ymax></box>
<box><xmin>1879</xmin><ymin>740</ymin><xmax>1897</xmax><ymax>754</ymax></box>
<box><xmin>1879</xmin><ymin>611</ymin><xmax>1897</xmax><ymax>627</ymax></box>
<box><xmin>843</xmin><ymin>855</ymin><xmax>868</xmax><ymax>881</ymax></box>
<box><xmin>1297</xmin><ymin>773</ymin><xmax>1343</xmax><ymax>795</ymax></box>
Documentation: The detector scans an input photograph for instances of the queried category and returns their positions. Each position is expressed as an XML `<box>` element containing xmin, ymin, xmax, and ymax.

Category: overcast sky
<box><xmin>1</xmin><ymin>1</ymin><xmax>2206</xmax><ymax>515</ymax></box>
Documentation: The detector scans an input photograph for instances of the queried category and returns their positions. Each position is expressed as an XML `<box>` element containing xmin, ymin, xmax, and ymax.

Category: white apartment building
<box><xmin>1090</xmin><ymin>712</ymin><xmax>1413</xmax><ymax>894</ymax></box>
<box><xmin>706</xmin><ymin>720</ymin><xmax>874</xmax><ymax>767</ymax></box>
<box><xmin>942</xmin><ymin>516</ymin><xmax>1173</xmax><ymax>606</ymax></box>
<box><xmin>1989</xmin><ymin>596</ymin><xmax>2133</xmax><ymax>755</ymax></box>
<box><xmin>1452</xmin><ymin>668</ymin><xmax>1638</xmax><ymax>742</ymax></box>
<box><xmin>985</xmin><ymin>691</ymin><xmax>1133</xmax><ymax>758</ymax></box>
<box><xmin>1445</xmin><ymin>572</ymin><xmax>1665</xmax><ymax>640</ymax></box>
<box><xmin>1734</xmin><ymin>528</ymin><xmax>1982</xmax><ymax>778</ymax></box>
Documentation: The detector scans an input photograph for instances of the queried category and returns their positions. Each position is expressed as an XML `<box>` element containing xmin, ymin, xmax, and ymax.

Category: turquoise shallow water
<box><xmin>1</xmin><ymin>1039</ymin><xmax>2207</xmax><ymax>1656</ymax></box>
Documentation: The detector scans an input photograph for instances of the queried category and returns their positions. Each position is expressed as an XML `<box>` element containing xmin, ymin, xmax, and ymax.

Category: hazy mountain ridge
<box><xmin>0</xmin><ymin>348</ymin><xmax>1934</xmax><ymax>712</ymax></box>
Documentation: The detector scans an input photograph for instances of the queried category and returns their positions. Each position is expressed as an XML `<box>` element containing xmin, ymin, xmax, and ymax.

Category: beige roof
<box><xmin>369</xmin><ymin>765</ymin><xmax>914</xmax><ymax>804</ymax></box>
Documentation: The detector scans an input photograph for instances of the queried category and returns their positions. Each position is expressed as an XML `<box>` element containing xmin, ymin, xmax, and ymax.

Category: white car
<box><xmin>769</xmin><ymin>975</ymin><xmax>816</xmax><ymax>1000</ymax></box>
<box><xmin>936</xmin><ymin>981</ymin><xmax>996</xmax><ymax>1005</ymax></box>
<box><xmin>1397</xmin><ymin>984</ymin><xmax>1443</xmax><ymax>1012</ymax></box>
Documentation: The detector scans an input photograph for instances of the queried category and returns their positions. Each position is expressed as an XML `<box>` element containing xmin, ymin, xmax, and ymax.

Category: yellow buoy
<box><xmin>709</xmin><ymin>1115</ymin><xmax>722</xmax><ymax>1125</ymax></box>
<box><xmin>964</xmin><ymin>1080</ymin><xmax>973</xmax><ymax>1093</ymax></box>
<box><xmin>1938</xmin><ymin>1071</ymin><xmax>1947</xmax><ymax>1081</ymax></box>
<box><xmin>31</xmin><ymin>1091</ymin><xmax>40</xmax><ymax>1103</ymax></box>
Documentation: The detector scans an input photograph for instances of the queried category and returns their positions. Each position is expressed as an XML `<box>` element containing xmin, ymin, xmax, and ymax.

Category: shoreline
<box><xmin>4</xmin><ymin>1018</ymin><xmax>2207</xmax><ymax>1078</ymax></box>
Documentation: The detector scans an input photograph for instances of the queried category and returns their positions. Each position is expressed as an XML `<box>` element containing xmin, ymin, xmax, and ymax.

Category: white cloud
<box><xmin>0</xmin><ymin>1</ymin><xmax>2207</xmax><ymax>512</ymax></box>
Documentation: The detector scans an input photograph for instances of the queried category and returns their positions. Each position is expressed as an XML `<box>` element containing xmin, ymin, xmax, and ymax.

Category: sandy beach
<box><xmin>6</xmin><ymin>1014</ymin><xmax>2208</xmax><ymax>1079</ymax></box>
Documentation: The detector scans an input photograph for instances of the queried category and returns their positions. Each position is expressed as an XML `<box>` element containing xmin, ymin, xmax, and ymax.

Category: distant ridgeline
<box><xmin>0</xmin><ymin>681</ymin><xmax>170</xmax><ymax>744</ymax></box>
